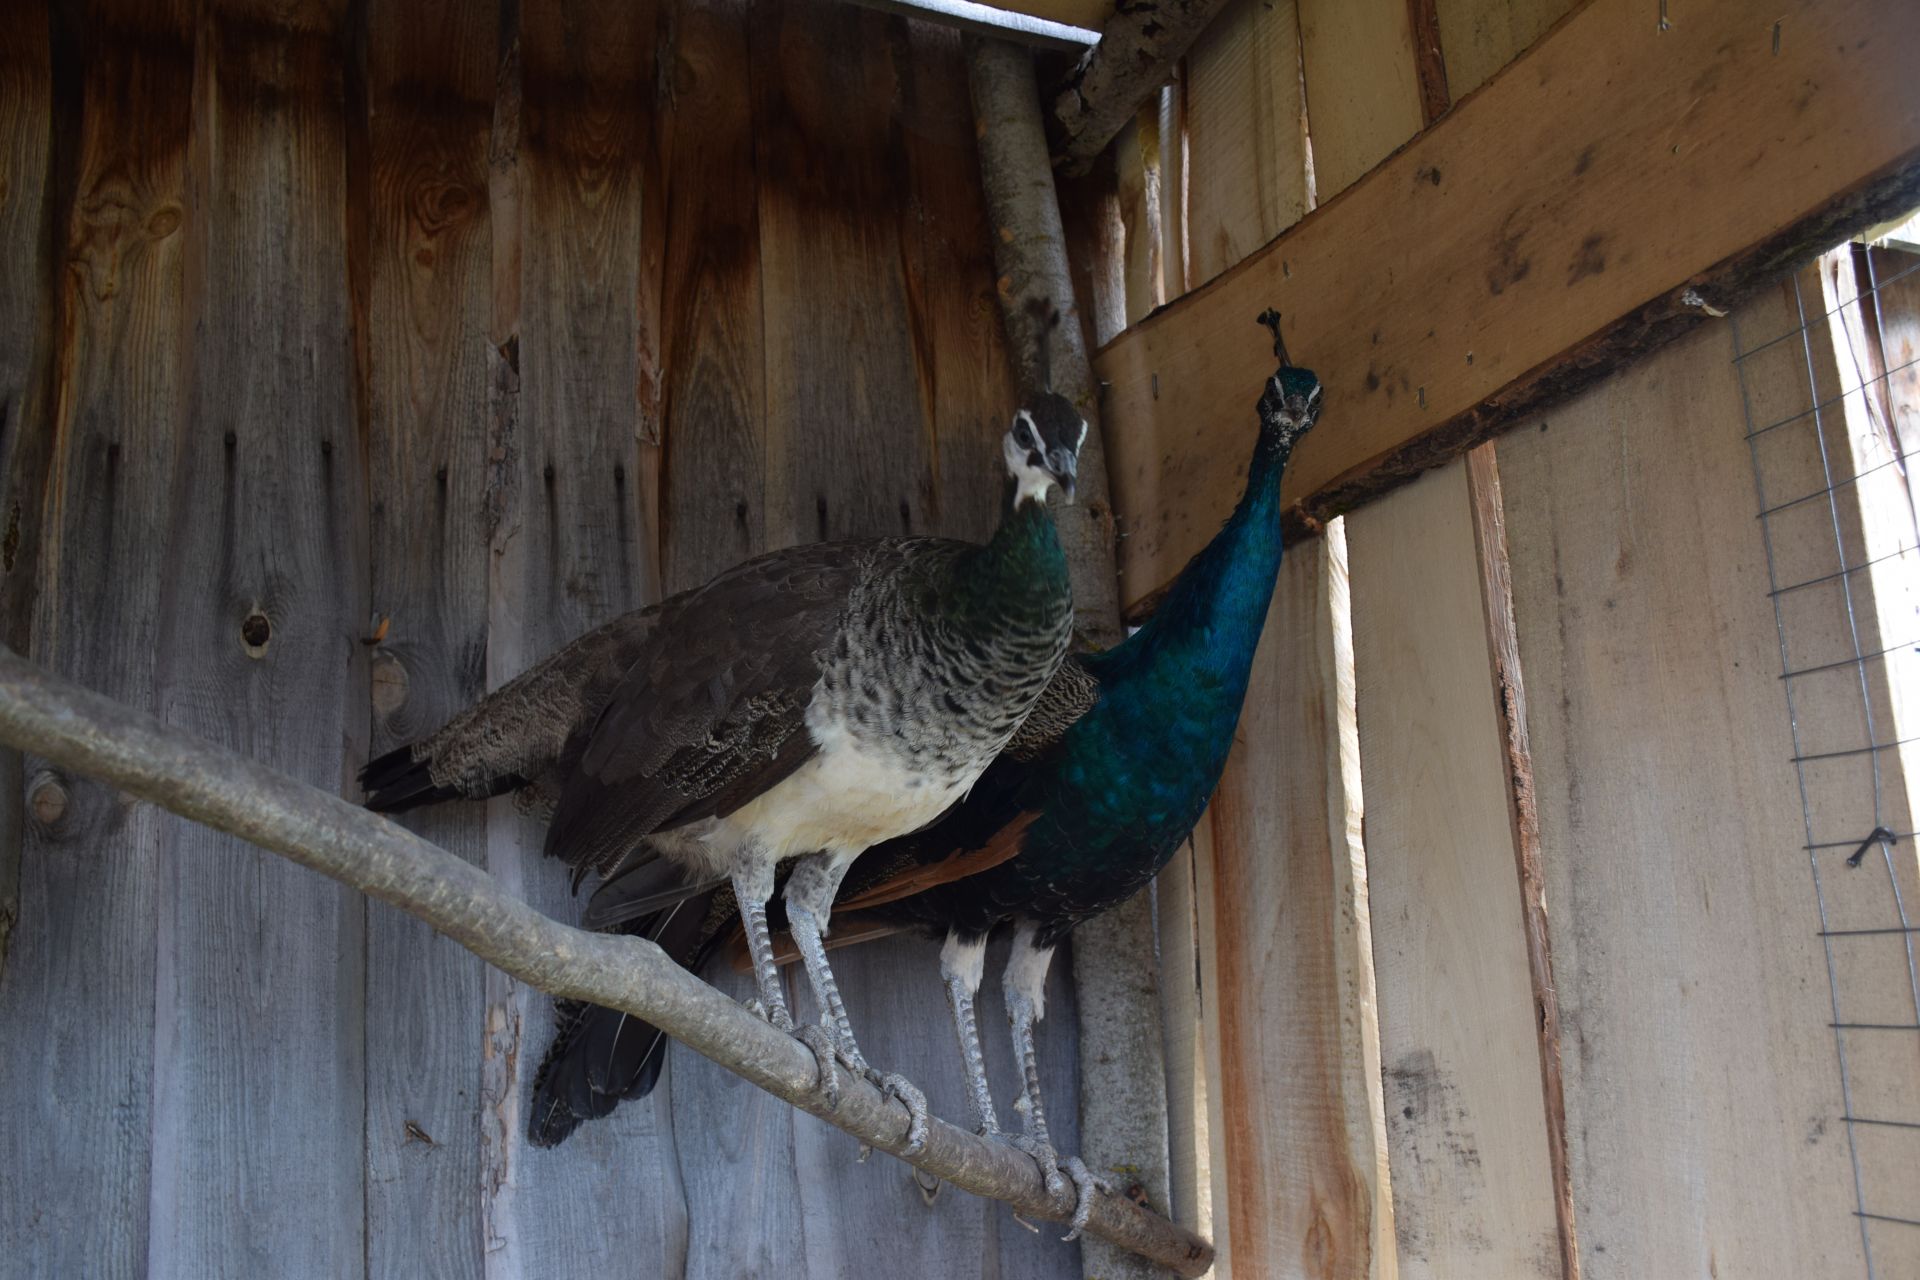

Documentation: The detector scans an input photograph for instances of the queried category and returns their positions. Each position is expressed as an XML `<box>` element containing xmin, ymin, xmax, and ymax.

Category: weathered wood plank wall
<box><xmin>0</xmin><ymin>1</ymin><xmax>1081</xmax><ymax>1276</ymax></box>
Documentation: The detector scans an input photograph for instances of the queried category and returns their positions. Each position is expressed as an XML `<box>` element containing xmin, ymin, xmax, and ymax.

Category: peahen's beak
<box><xmin>1049</xmin><ymin>448</ymin><xmax>1078</xmax><ymax>504</ymax></box>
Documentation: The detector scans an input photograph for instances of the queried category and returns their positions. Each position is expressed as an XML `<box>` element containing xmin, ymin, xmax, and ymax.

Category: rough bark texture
<box><xmin>968</xmin><ymin>36</ymin><xmax>1176</xmax><ymax>1280</ymax></box>
<box><xmin>0</xmin><ymin>647</ymin><xmax>1215</xmax><ymax>1278</ymax></box>
<box><xmin>1049</xmin><ymin>0</ymin><xmax>1232</xmax><ymax>177</ymax></box>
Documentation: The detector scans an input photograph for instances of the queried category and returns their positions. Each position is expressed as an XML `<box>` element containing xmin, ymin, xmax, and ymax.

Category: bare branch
<box><xmin>0</xmin><ymin>647</ymin><xmax>1214</xmax><ymax>1277</ymax></box>
<box><xmin>1049</xmin><ymin>0</ymin><xmax>1234</xmax><ymax>177</ymax></box>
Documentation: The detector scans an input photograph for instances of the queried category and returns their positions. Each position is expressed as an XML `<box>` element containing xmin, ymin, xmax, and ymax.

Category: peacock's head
<box><xmin>1003</xmin><ymin>391</ymin><xmax>1086</xmax><ymax>507</ymax></box>
<box><xmin>1255</xmin><ymin>309</ymin><xmax>1322</xmax><ymax>450</ymax></box>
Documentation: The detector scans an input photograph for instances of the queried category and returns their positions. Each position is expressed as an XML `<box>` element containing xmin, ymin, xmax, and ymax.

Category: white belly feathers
<box><xmin>669</xmin><ymin>691</ymin><xmax>982</xmax><ymax>877</ymax></box>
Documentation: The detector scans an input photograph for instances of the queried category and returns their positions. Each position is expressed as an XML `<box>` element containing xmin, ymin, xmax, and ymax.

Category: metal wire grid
<box><xmin>1732</xmin><ymin>248</ymin><xmax>1920</xmax><ymax>1276</ymax></box>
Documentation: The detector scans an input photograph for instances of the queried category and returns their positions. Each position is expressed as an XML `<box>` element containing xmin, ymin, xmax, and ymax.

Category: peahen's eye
<box><xmin>1013</xmin><ymin>412</ymin><xmax>1037</xmax><ymax>450</ymax></box>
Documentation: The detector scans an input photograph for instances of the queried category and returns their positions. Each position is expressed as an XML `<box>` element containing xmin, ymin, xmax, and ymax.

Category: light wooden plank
<box><xmin>1497</xmin><ymin>303</ymin><xmax>1892</xmax><ymax>1275</ymax></box>
<box><xmin>1204</xmin><ymin>526</ymin><xmax>1393</xmax><ymax>1280</ymax></box>
<box><xmin>0</xmin><ymin>4</ymin><xmax>192</xmax><ymax>1272</ymax></box>
<box><xmin>1158</xmin><ymin>72</ymin><xmax>1188</xmax><ymax>299</ymax></box>
<box><xmin>1433</xmin><ymin>0</ymin><xmax>1578</xmax><ymax>101</ymax></box>
<box><xmin>481</xmin><ymin>2</ymin><xmax>689</xmax><ymax>1273</ymax></box>
<box><xmin>1462</xmin><ymin>444</ymin><xmax>1578</xmax><ymax>1278</ymax></box>
<box><xmin>1113</xmin><ymin>107</ymin><xmax>1163</xmax><ymax>328</ymax></box>
<box><xmin>1182</xmin><ymin>0</ymin><xmax>1310</xmax><ymax>288</ymax></box>
<box><xmin>147</xmin><ymin>2</ymin><xmax>367</xmax><ymax>1273</ymax></box>
<box><xmin>1188</xmin><ymin>810</ymin><xmax>1234</xmax><ymax>1278</ymax></box>
<box><xmin>362</xmin><ymin>2</ymin><xmax>496</xmax><ymax>1274</ymax></box>
<box><xmin>1098</xmin><ymin>0</ymin><xmax>1920</xmax><ymax>616</ymax></box>
<box><xmin>1295</xmin><ymin>0</ymin><xmax>1422</xmax><ymax>200</ymax></box>
<box><xmin>1155</xmin><ymin>841</ymin><xmax>1210</xmax><ymax>1253</ymax></box>
<box><xmin>1347</xmin><ymin>460</ymin><xmax>1560</xmax><ymax>1279</ymax></box>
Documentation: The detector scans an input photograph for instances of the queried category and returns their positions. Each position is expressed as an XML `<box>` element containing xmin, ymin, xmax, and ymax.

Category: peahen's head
<box><xmin>1256</xmin><ymin>308</ymin><xmax>1323</xmax><ymax>451</ymax></box>
<box><xmin>1004</xmin><ymin>297</ymin><xmax>1087</xmax><ymax>506</ymax></box>
<box><xmin>1003</xmin><ymin>392</ymin><xmax>1086</xmax><ymax>507</ymax></box>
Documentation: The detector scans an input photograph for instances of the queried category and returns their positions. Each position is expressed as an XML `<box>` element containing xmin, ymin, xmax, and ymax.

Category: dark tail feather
<box><xmin>527</xmin><ymin>888</ymin><xmax>723</xmax><ymax>1147</ymax></box>
<box><xmin>359</xmin><ymin>744</ymin><xmax>523</xmax><ymax>814</ymax></box>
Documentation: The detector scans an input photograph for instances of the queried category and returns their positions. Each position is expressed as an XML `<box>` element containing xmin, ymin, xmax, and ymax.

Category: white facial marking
<box><xmin>1003</xmin><ymin>426</ymin><xmax>1054</xmax><ymax>507</ymax></box>
<box><xmin>941</xmin><ymin>932</ymin><xmax>988</xmax><ymax>993</ymax></box>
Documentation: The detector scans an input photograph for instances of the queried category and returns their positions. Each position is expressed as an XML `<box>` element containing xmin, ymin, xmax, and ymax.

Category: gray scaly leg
<box><xmin>939</xmin><ymin>932</ymin><xmax>1000</xmax><ymax>1137</ymax></box>
<box><xmin>787</xmin><ymin>850</ymin><xmax>929</xmax><ymax>1155</ymax></box>
<box><xmin>1002</xmin><ymin>924</ymin><xmax>1107</xmax><ymax>1238</ymax></box>
<box><xmin>731</xmin><ymin>851</ymin><xmax>790</xmax><ymax>1032</ymax></box>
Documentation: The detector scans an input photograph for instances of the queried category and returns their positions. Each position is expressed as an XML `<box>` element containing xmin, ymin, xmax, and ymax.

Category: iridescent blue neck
<box><xmin>1116</xmin><ymin>429</ymin><xmax>1291</xmax><ymax>674</ymax></box>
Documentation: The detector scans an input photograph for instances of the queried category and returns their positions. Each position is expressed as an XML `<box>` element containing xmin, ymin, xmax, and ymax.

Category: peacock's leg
<box><xmin>731</xmin><ymin>848</ymin><xmax>791</xmax><ymax>1033</ymax></box>
<box><xmin>939</xmin><ymin>931</ymin><xmax>1000</xmax><ymax>1137</ymax></box>
<box><xmin>786</xmin><ymin>849</ymin><xmax>929</xmax><ymax>1156</ymax></box>
<box><xmin>1001</xmin><ymin>922</ymin><xmax>1107</xmax><ymax>1237</ymax></box>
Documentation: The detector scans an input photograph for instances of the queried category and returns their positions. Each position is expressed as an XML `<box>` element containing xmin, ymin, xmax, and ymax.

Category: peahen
<box><xmin>537</xmin><ymin>312</ymin><xmax>1322</xmax><ymax>1231</ymax></box>
<box><xmin>361</xmin><ymin>333</ymin><xmax>1088</xmax><ymax>1154</ymax></box>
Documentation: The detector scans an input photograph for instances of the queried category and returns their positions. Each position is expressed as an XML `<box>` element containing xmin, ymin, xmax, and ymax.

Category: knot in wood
<box><xmin>241</xmin><ymin>611</ymin><xmax>272</xmax><ymax>656</ymax></box>
<box><xmin>29</xmin><ymin>775</ymin><xmax>69</xmax><ymax>827</ymax></box>
<box><xmin>371</xmin><ymin>655</ymin><xmax>409</xmax><ymax>718</ymax></box>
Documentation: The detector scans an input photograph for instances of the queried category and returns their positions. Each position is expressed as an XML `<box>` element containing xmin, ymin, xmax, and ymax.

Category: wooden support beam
<box><xmin>1099</xmin><ymin>0</ymin><xmax>1920</xmax><ymax>617</ymax></box>
<box><xmin>1049</xmin><ymin>0</ymin><xmax>1235</xmax><ymax>176</ymax></box>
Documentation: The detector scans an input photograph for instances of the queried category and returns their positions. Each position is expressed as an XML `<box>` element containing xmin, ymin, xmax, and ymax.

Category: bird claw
<box><xmin>746</xmin><ymin>997</ymin><xmax>795</xmax><ymax>1034</ymax></box>
<box><xmin>794</xmin><ymin>1023</ymin><xmax>842</xmax><ymax>1112</ymax></box>
<box><xmin>998</xmin><ymin>1132</ymin><xmax>1069</xmax><ymax>1202</ymax></box>
<box><xmin>877</xmin><ymin>1072</ymin><xmax>930</xmax><ymax>1157</ymax></box>
<box><xmin>1056</xmin><ymin>1156</ymin><xmax>1110</xmax><ymax>1242</ymax></box>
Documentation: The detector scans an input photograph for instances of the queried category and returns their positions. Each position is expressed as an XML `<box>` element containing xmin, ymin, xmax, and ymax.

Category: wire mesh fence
<box><xmin>1733</xmin><ymin>243</ymin><xmax>1920</xmax><ymax>1277</ymax></box>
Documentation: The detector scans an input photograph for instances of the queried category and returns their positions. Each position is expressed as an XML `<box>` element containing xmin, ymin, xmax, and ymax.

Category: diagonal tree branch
<box><xmin>0</xmin><ymin>647</ymin><xmax>1213</xmax><ymax>1277</ymax></box>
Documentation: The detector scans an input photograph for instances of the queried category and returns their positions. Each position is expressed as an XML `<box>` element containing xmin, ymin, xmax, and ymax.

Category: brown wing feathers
<box><xmin>541</xmin><ymin>541</ymin><xmax>893</xmax><ymax>880</ymax></box>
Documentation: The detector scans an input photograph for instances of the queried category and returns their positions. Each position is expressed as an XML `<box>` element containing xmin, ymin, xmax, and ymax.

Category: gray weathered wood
<box><xmin>362</xmin><ymin>2</ymin><xmax>496</xmax><ymax>1274</ymax></box>
<box><xmin>0</xmin><ymin>0</ymin><xmax>56</xmax><ymax>988</ymax></box>
<box><xmin>0</xmin><ymin>3</ymin><xmax>191</xmax><ymax>1272</ymax></box>
<box><xmin>480</xmin><ymin>2</ymin><xmax>690</xmax><ymax>1274</ymax></box>
<box><xmin>144</xmin><ymin>2</ymin><xmax>369</xmax><ymax>1274</ymax></box>
<box><xmin>0</xmin><ymin>648</ymin><xmax>1218</xmax><ymax>1275</ymax></box>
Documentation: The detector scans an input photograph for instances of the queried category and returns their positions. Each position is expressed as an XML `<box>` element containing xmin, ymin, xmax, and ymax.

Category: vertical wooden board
<box><xmin>1183</xmin><ymin>0</ymin><xmax>1310</xmax><ymax>288</ymax></box>
<box><xmin>1206</xmin><ymin>529</ymin><xmax>1392</xmax><ymax>1280</ymax></box>
<box><xmin>1432</xmin><ymin>0</ymin><xmax>1577</xmax><ymax>100</ymax></box>
<box><xmin>1496</xmin><ymin>318</ymin><xmax>1871</xmax><ymax>1277</ymax></box>
<box><xmin>146</xmin><ymin>2</ymin><xmax>368</xmax><ymax>1274</ymax></box>
<box><xmin>1112</xmin><ymin>107</ymin><xmax>1162</xmax><ymax>329</ymax></box>
<box><xmin>0</xmin><ymin>5</ymin><xmax>192</xmax><ymax>1272</ymax></box>
<box><xmin>483</xmin><ymin>2</ymin><xmax>689</xmax><ymax>1274</ymax></box>
<box><xmin>361</xmin><ymin>2</ymin><xmax>496</xmax><ymax>1275</ymax></box>
<box><xmin>0</xmin><ymin>0</ymin><xmax>55</xmax><ymax>990</ymax></box>
<box><xmin>1346</xmin><ymin>460</ymin><xmax>1560</xmax><ymax>1279</ymax></box>
<box><xmin>1158</xmin><ymin>73</ymin><xmax>1188</xmax><ymax>301</ymax></box>
<box><xmin>650</xmin><ymin>3</ymin><xmax>798</xmax><ymax>1274</ymax></box>
<box><xmin>750</xmin><ymin>0</ymin><xmax>933</xmax><ymax>550</ymax></box>
<box><xmin>896</xmin><ymin>19</ymin><xmax>1018</xmax><ymax>551</ymax></box>
<box><xmin>656</xmin><ymin>0</ymin><xmax>767</xmax><ymax>596</ymax></box>
<box><xmin>1294</xmin><ymin>0</ymin><xmax>1423</xmax><ymax>201</ymax></box>
<box><xmin>1188</xmin><ymin>806</ymin><xmax>1235</xmax><ymax>1277</ymax></box>
<box><xmin>1156</xmin><ymin>839</ymin><xmax>1211</xmax><ymax>1251</ymax></box>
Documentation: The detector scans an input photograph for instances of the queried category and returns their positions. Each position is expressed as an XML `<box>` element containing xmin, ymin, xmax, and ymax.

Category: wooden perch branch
<box><xmin>1048</xmin><ymin>0</ymin><xmax>1232</xmax><ymax>176</ymax></box>
<box><xmin>0</xmin><ymin>648</ymin><xmax>1214</xmax><ymax>1279</ymax></box>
